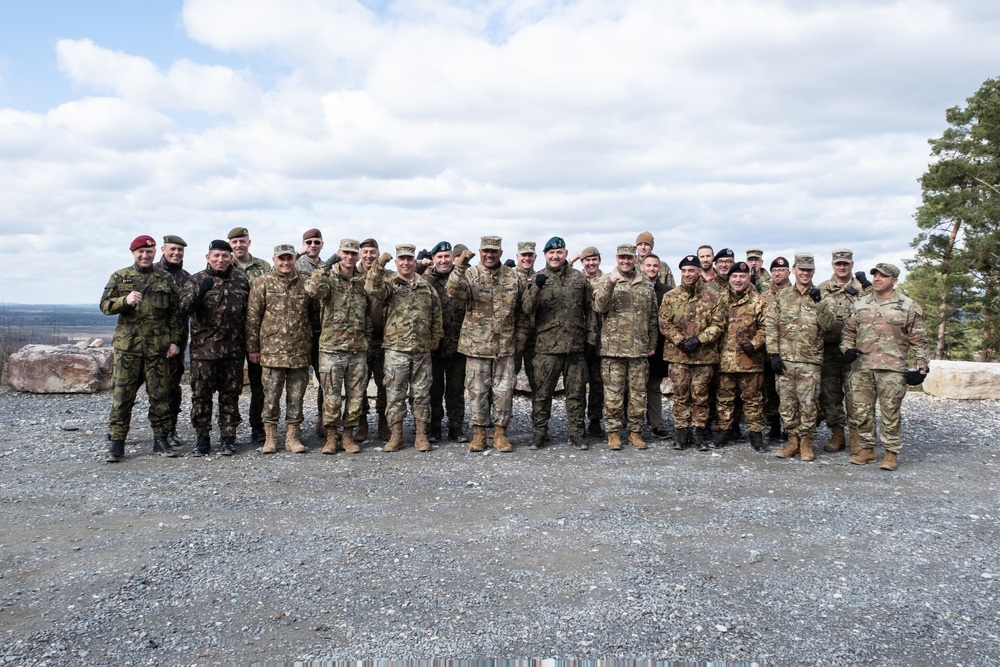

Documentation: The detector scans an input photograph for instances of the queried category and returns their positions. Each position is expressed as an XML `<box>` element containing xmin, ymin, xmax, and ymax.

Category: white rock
<box><xmin>922</xmin><ymin>360</ymin><xmax>1000</xmax><ymax>400</ymax></box>
<box><xmin>5</xmin><ymin>344</ymin><xmax>114</xmax><ymax>394</ymax></box>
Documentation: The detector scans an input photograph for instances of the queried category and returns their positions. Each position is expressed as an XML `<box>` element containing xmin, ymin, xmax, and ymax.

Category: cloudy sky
<box><xmin>2</xmin><ymin>0</ymin><xmax>999</xmax><ymax>304</ymax></box>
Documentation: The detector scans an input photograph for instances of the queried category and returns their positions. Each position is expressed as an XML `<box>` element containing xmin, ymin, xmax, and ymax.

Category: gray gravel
<box><xmin>0</xmin><ymin>384</ymin><xmax>998</xmax><ymax>665</ymax></box>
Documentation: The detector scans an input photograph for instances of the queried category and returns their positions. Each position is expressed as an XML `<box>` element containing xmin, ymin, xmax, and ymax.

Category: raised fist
<box><xmin>855</xmin><ymin>271</ymin><xmax>872</xmax><ymax>289</ymax></box>
<box><xmin>456</xmin><ymin>250</ymin><xmax>474</xmax><ymax>268</ymax></box>
<box><xmin>504</xmin><ymin>259</ymin><xmax>516</xmax><ymax>268</ymax></box>
<box><xmin>199</xmin><ymin>277</ymin><xmax>214</xmax><ymax>296</ymax></box>
<box><xmin>377</xmin><ymin>252</ymin><xmax>393</xmax><ymax>268</ymax></box>
<box><xmin>534</xmin><ymin>274</ymin><xmax>548</xmax><ymax>288</ymax></box>
<box><xmin>323</xmin><ymin>254</ymin><xmax>341</xmax><ymax>269</ymax></box>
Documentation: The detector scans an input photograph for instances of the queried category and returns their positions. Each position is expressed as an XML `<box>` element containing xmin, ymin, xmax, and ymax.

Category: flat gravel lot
<box><xmin>0</xmin><ymin>385</ymin><xmax>998</xmax><ymax>666</ymax></box>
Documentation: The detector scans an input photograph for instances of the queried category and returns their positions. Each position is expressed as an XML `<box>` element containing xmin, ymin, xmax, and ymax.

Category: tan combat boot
<box><xmin>355</xmin><ymin>416</ymin><xmax>369</xmax><ymax>443</ymax></box>
<box><xmin>775</xmin><ymin>434</ymin><xmax>800</xmax><ymax>459</ymax></box>
<box><xmin>799</xmin><ymin>434</ymin><xmax>815</xmax><ymax>461</ymax></box>
<box><xmin>377</xmin><ymin>412</ymin><xmax>391</xmax><ymax>441</ymax></box>
<box><xmin>383</xmin><ymin>422</ymin><xmax>404</xmax><ymax>452</ymax></box>
<box><xmin>469</xmin><ymin>425</ymin><xmax>488</xmax><ymax>452</ymax></box>
<box><xmin>848</xmin><ymin>426</ymin><xmax>861</xmax><ymax>455</ymax></box>
<box><xmin>341</xmin><ymin>429</ymin><xmax>361</xmax><ymax>454</ymax></box>
<box><xmin>628</xmin><ymin>431</ymin><xmax>648</xmax><ymax>450</ymax></box>
<box><xmin>607</xmin><ymin>432</ymin><xmax>622</xmax><ymax>450</ymax></box>
<box><xmin>850</xmin><ymin>448</ymin><xmax>876</xmax><ymax>465</ymax></box>
<box><xmin>879</xmin><ymin>451</ymin><xmax>898</xmax><ymax>471</ymax></box>
<box><xmin>414</xmin><ymin>420</ymin><xmax>432</xmax><ymax>452</ymax></box>
<box><xmin>284</xmin><ymin>423</ymin><xmax>308</xmax><ymax>453</ymax></box>
<box><xmin>261</xmin><ymin>423</ymin><xmax>278</xmax><ymax>454</ymax></box>
<box><xmin>823</xmin><ymin>427</ymin><xmax>846</xmax><ymax>452</ymax></box>
<box><xmin>492</xmin><ymin>425</ymin><xmax>513</xmax><ymax>452</ymax></box>
<box><xmin>322</xmin><ymin>426</ymin><xmax>339</xmax><ymax>455</ymax></box>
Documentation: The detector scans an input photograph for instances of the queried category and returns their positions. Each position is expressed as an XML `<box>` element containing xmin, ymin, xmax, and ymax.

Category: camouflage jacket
<box><xmin>584</xmin><ymin>270</ymin><xmax>604</xmax><ymax>349</ymax></box>
<box><xmin>751</xmin><ymin>267</ymin><xmax>772</xmax><ymax>293</ymax></box>
<box><xmin>841</xmin><ymin>291</ymin><xmax>929</xmax><ymax>372</ymax></box>
<box><xmin>295</xmin><ymin>255</ymin><xmax>321</xmax><ymax>275</ymax></box>
<box><xmin>702</xmin><ymin>273</ymin><xmax>721</xmax><ymax>293</ymax></box>
<box><xmin>516</xmin><ymin>266</ymin><xmax>537</xmax><ymax>348</ymax></box>
<box><xmin>658</xmin><ymin>278</ymin><xmax>724</xmax><ymax>365</ymax></box>
<box><xmin>424</xmin><ymin>266</ymin><xmax>467</xmax><ymax>357</ymax></box>
<box><xmin>658</xmin><ymin>263</ymin><xmax>676</xmax><ymax>290</ymax></box>
<box><xmin>305</xmin><ymin>265</ymin><xmax>371</xmax><ymax>353</ymax></box>
<box><xmin>446</xmin><ymin>263</ymin><xmax>528</xmax><ymax>358</ymax></box>
<box><xmin>593</xmin><ymin>269</ymin><xmax>658</xmax><ymax>358</ymax></box>
<box><xmin>367</xmin><ymin>268</ymin><xmax>443</xmax><ymax>354</ymax></box>
<box><xmin>765</xmin><ymin>282</ymin><xmax>836</xmax><ymax>365</ymax></box>
<box><xmin>245</xmin><ymin>269</ymin><xmax>312</xmax><ymax>368</ymax></box>
<box><xmin>100</xmin><ymin>263</ymin><xmax>183</xmax><ymax>357</ymax></box>
<box><xmin>818</xmin><ymin>274</ymin><xmax>870</xmax><ymax>343</ymax></box>
<box><xmin>363</xmin><ymin>264</ymin><xmax>394</xmax><ymax>344</ymax></box>
<box><xmin>522</xmin><ymin>262</ymin><xmax>596</xmax><ymax>354</ymax></box>
<box><xmin>718</xmin><ymin>286</ymin><xmax>766</xmax><ymax>373</ymax></box>
<box><xmin>154</xmin><ymin>257</ymin><xmax>191</xmax><ymax>349</ymax></box>
<box><xmin>179</xmin><ymin>265</ymin><xmax>250</xmax><ymax>360</ymax></box>
<box><xmin>235</xmin><ymin>255</ymin><xmax>272</xmax><ymax>284</ymax></box>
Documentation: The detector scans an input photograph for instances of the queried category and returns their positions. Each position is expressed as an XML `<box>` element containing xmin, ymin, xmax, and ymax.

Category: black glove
<box><xmin>679</xmin><ymin>337</ymin><xmax>701</xmax><ymax>354</ymax></box>
<box><xmin>534</xmin><ymin>274</ymin><xmax>548</xmax><ymax>288</ymax></box>
<box><xmin>844</xmin><ymin>286</ymin><xmax>858</xmax><ymax>296</ymax></box>
<box><xmin>504</xmin><ymin>259</ymin><xmax>516</xmax><ymax>268</ymax></box>
<box><xmin>198</xmin><ymin>277</ymin><xmax>214</xmax><ymax>296</ymax></box>
<box><xmin>904</xmin><ymin>368</ymin><xmax>928</xmax><ymax>385</ymax></box>
<box><xmin>770</xmin><ymin>354</ymin><xmax>785</xmax><ymax>375</ymax></box>
<box><xmin>739</xmin><ymin>341</ymin><xmax>755</xmax><ymax>355</ymax></box>
<box><xmin>808</xmin><ymin>287</ymin><xmax>822</xmax><ymax>303</ymax></box>
<box><xmin>843</xmin><ymin>348</ymin><xmax>862</xmax><ymax>364</ymax></box>
<box><xmin>584</xmin><ymin>342</ymin><xmax>597</xmax><ymax>361</ymax></box>
<box><xmin>855</xmin><ymin>271</ymin><xmax>872</xmax><ymax>289</ymax></box>
<box><xmin>416</xmin><ymin>249</ymin><xmax>430</xmax><ymax>262</ymax></box>
<box><xmin>322</xmin><ymin>253</ymin><xmax>341</xmax><ymax>268</ymax></box>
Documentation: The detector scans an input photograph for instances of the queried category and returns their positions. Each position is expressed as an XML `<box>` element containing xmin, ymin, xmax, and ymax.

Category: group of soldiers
<box><xmin>101</xmin><ymin>228</ymin><xmax>929</xmax><ymax>471</ymax></box>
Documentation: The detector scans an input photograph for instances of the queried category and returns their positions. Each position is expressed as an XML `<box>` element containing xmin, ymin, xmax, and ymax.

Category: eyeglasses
<box><xmin>305</xmin><ymin>240</ymin><xmax>322</xmax><ymax>246</ymax></box>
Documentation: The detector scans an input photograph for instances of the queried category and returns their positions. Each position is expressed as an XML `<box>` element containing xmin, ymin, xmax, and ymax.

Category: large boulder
<box><xmin>922</xmin><ymin>359</ymin><xmax>1000</xmax><ymax>400</ymax></box>
<box><xmin>5</xmin><ymin>344</ymin><xmax>114</xmax><ymax>393</ymax></box>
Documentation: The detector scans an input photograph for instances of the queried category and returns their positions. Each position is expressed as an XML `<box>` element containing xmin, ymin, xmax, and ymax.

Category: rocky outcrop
<box><xmin>5</xmin><ymin>344</ymin><xmax>114</xmax><ymax>393</ymax></box>
<box><xmin>922</xmin><ymin>359</ymin><xmax>1000</xmax><ymax>400</ymax></box>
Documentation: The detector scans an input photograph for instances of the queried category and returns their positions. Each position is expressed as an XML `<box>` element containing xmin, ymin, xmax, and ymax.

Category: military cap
<box><xmin>635</xmin><ymin>231</ymin><xmax>654</xmax><ymax>247</ymax></box>
<box><xmin>430</xmin><ymin>241</ymin><xmax>452</xmax><ymax>256</ymax></box>
<box><xmin>302</xmin><ymin>228</ymin><xmax>323</xmax><ymax>241</ymax></box>
<box><xmin>580</xmin><ymin>246</ymin><xmax>600</xmax><ymax>260</ymax></box>
<box><xmin>543</xmin><ymin>237</ymin><xmax>566</xmax><ymax>252</ymax></box>
<box><xmin>714</xmin><ymin>248</ymin><xmax>735</xmax><ymax>261</ymax></box>
<box><xmin>273</xmin><ymin>244</ymin><xmax>296</xmax><ymax>257</ymax></box>
<box><xmin>480</xmin><ymin>236</ymin><xmax>502</xmax><ymax>251</ymax></box>
<box><xmin>870</xmin><ymin>262</ymin><xmax>900</xmax><ymax>278</ymax></box>
<box><xmin>770</xmin><ymin>256</ymin><xmax>789</xmax><ymax>270</ymax></box>
<box><xmin>745</xmin><ymin>249</ymin><xmax>763</xmax><ymax>260</ymax></box>
<box><xmin>616</xmin><ymin>244</ymin><xmax>636</xmax><ymax>257</ymax></box>
<box><xmin>228</xmin><ymin>227</ymin><xmax>250</xmax><ymax>240</ymax></box>
<box><xmin>339</xmin><ymin>239</ymin><xmax>361</xmax><ymax>254</ymax></box>
<box><xmin>517</xmin><ymin>241</ymin><xmax>536</xmax><ymax>254</ymax></box>
<box><xmin>130</xmin><ymin>235</ymin><xmax>157</xmax><ymax>252</ymax></box>
<box><xmin>729</xmin><ymin>261</ymin><xmax>750</xmax><ymax>274</ymax></box>
<box><xmin>360</xmin><ymin>238</ymin><xmax>379</xmax><ymax>249</ymax></box>
<box><xmin>832</xmin><ymin>248</ymin><xmax>854</xmax><ymax>263</ymax></box>
<box><xmin>453</xmin><ymin>243</ymin><xmax>469</xmax><ymax>257</ymax></box>
<box><xmin>793</xmin><ymin>253</ymin><xmax>815</xmax><ymax>269</ymax></box>
<box><xmin>679</xmin><ymin>254</ymin><xmax>700</xmax><ymax>269</ymax></box>
<box><xmin>162</xmin><ymin>234</ymin><xmax>187</xmax><ymax>247</ymax></box>
<box><xmin>209</xmin><ymin>239</ymin><xmax>233</xmax><ymax>253</ymax></box>
<box><xmin>395</xmin><ymin>243</ymin><xmax>416</xmax><ymax>258</ymax></box>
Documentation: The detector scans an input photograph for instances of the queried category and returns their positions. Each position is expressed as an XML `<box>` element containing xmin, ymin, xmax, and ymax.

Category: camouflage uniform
<box><xmin>515</xmin><ymin>264</ymin><xmax>538</xmax><ymax>395</ymax></box>
<box><xmin>842</xmin><ymin>290</ymin><xmax>929</xmax><ymax>453</ymax></box>
<box><xmin>361</xmin><ymin>265</ymin><xmax>393</xmax><ymax>426</ymax></box>
<box><xmin>295</xmin><ymin>253</ymin><xmax>325</xmax><ymax>424</ymax></box>
<box><xmin>236</xmin><ymin>254</ymin><xmax>272</xmax><ymax>435</ymax></box>
<box><xmin>153</xmin><ymin>257</ymin><xmax>190</xmax><ymax>435</ymax></box>
<box><xmin>179</xmin><ymin>266</ymin><xmax>250</xmax><ymax>437</ymax></box>
<box><xmin>817</xmin><ymin>272</ymin><xmax>868</xmax><ymax>429</ymax></box>
<box><xmin>593</xmin><ymin>269</ymin><xmax>658</xmax><ymax>433</ymax></box>
<box><xmin>659</xmin><ymin>279</ymin><xmax>725</xmax><ymax>429</ymax></box>
<box><xmin>101</xmin><ymin>263</ymin><xmax>183</xmax><ymax>440</ymax></box>
<box><xmin>716</xmin><ymin>285</ymin><xmax>767</xmax><ymax>432</ymax></box>
<box><xmin>245</xmin><ymin>268</ymin><xmax>312</xmax><ymax>426</ymax></box>
<box><xmin>583</xmin><ymin>270</ymin><xmax>605</xmax><ymax>424</ymax></box>
<box><xmin>522</xmin><ymin>261</ymin><xmax>596</xmax><ymax>440</ymax></box>
<box><xmin>751</xmin><ymin>267</ymin><xmax>772</xmax><ymax>294</ymax></box>
<box><xmin>424</xmin><ymin>265</ymin><xmax>468</xmax><ymax>433</ymax></box>
<box><xmin>765</xmin><ymin>282</ymin><xmax>835</xmax><ymax>438</ymax></box>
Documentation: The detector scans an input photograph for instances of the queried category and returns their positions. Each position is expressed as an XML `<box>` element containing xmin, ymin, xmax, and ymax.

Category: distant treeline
<box><xmin>2</xmin><ymin>304</ymin><xmax>109</xmax><ymax>330</ymax></box>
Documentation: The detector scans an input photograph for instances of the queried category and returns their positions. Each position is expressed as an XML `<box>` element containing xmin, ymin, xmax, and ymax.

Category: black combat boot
<box><xmin>220</xmin><ymin>435</ymin><xmax>237</xmax><ymax>456</ymax></box>
<box><xmin>448</xmin><ymin>422</ymin><xmax>468</xmax><ymax>443</ymax></box>
<box><xmin>153</xmin><ymin>436</ymin><xmax>179</xmax><ymax>458</ymax></box>
<box><xmin>428</xmin><ymin>423</ymin><xmax>442</xmax><ymax>443</ymax></box>
<box><xmin>729</xmin><ymin>422</ymin><xmax>743</xmax><ymax>441</ymax></box>
<box><xmin>767</xmin><ymin>415</ymin><xmax>783</xmax><ymax>440</ymax></box>
<box><xmin>168</xmin><ymin>429</ymin><xmax>184</xmax><ymax>447</ymax></box>
<box><xmin>712</xmin><ymin>429</ymin><xmax>730</xmax><ymax>449</ymax></box>
<box><xmin>749</xmin><ymin>431</ymin><xmax>765</xmax><ymax>452</ymax></box>
<box><xmin>673</xmin><ymin>427</ymin><xmax>690</xmax><ymax>450</ymax></box>
<box><xmin>692</xmin><ymin>427</ymin><xmax>708</xmax><ymax>452</ymax></box>
<box><xmin>588</xmin><ymin>418</ymin><xmax>605</xmax><ymax>437</ymax></box>
<box><xmin>529</xmin><ymin>432</ymin><xmax>545</xmax><ymax>450</ymax></box>
<box><xmin>570</xmin><ymin>434</ymin><xmax>588</xmax><ymax>450</ymax></box>
<box><xmin>250</xmin><ymin>424</ymin><xmax>266</xmax><ymax>444</ymax></box>
<box><xmin>105</xmin><ymin>440</ymin><xmax>125</xmax><ymax>463</ymax></box>
<box><xmin>192</xmin><ymin>435</ymin><xmax>211</xmax><ymax>457</ymax></box>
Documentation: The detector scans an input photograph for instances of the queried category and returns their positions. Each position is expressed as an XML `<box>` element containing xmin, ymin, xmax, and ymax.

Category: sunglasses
<box><xmin>305</xmin><ymin>240</ymin><xmax>323</xmax><ymax>246</ymax></box>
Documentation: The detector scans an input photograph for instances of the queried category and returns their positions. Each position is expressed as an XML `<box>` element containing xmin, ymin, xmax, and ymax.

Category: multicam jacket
<box><xmin>841</xmin><ymin>291</ymin><xmax>929</xmax><ymax>372</ymax></box>
<box><xmin>658</xmin><ymin>278</ymin><xmax>724</xmax><ymax>365</ymax></box>
<box><xmin>765</xmin><ymin>282</ymin><xmax>836</xmax><ymax>365</ymax></box>
<box><xmin>446</xmin><ymin>263</ymin><xmax>527</xmax><ymax>358</ymax></box>
<box><xmin>235</xmin><ymin>255</ymin><xmax>272</xmax><ymax>284</ymax></box>
<box><xmin>305</xmin><ymin>265</ymin><xmax>371</xmax><ymax>353</ymax></box>
<box><xmin>718</xmin><ymin>286</ymin><xmax>766</xmax><ymax>373</ymax></box>
<box><xmin>593</xmin><ymin>269</ymin><xmax>658</xmax><ymax>358</ymax></box>
<box><xmin>751</xmin><ymin>267</ymin><xmax>772</xmax><ymax>294</ymax></box>
<box><xmin>179</xmin><ymin>265</ymin><xmax>250</xmax><ymax>360</ymax></box>
<box><xmin>153</xmin><ymin>257</ymin><xmax>191</xmax><ymax>349</ymax></box>
<box><xmin>817</xmin><ymin>274</ymin><xmax>870</xmax><ymax>343</ymax></box>
<box><xmin>245</xmin><ymin>269</ymin><xmax>313</xmax><ymax>368</ymax></box>
<box><xmin>522</xmin><ymin>262</ymin><xmax>596</xmax><ymax>354</ymax></box>
<box><xmin>424</xmin><ymin>266</ymin><xmax>467</xmax><ymax>358</ymax></box>
<box><xmin>367</xmin><ymin>268</ymin><xmax>443</xmax><ymax>354</ymax></box>
<box><xmin>100</xmin><ymin>263</ymin><xmax>183</xmax><ymax>357</ymax></box>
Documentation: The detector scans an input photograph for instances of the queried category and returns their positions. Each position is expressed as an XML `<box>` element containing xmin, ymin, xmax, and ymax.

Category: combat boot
<box><xmin>153</xmin><ymin>436</ymin><xmax>179</xmax><ymax>458</ymax></box>
<box><xmin>628</xmin><ymin>431</ymin><xmax>648</xmax><ymax>450</ymax></box>
<box><xmin>673</xmin><ymin>427</ymin><xmax>690</xmax><ymax>450</ymax></box>
<box><xmin>767</xmin><ymin>415</ymin><xmax>783</xmax><ymax>440</ymax></box>
<box><xmin>261</xmin><ymin>423</ymin><xmax>278</xmax><ymax>454</ymax></box>
<box><xmin>168</xmin><ymin>429</ymin><xmax>185</xmax><ymax>447</ymax></box>
<box><xmin>428</xmin><ymin>423</ymin><xmax>441</xmax><ymax>443</ymax></box>
<box><xmin>691</xmin><ymin>426</ymin><xmax>708</xmax><ymax>452</ymax></box>
<box><xmin>850</xmin><ymin>447</ymin><xmax>876</xmax><ymax>465</ymax></box>
<box><xmin>749</xmin><ymin>431</ymin><xmax>765</xmax><ymax>451</ymax></box>
<box><xmin>529</xmin><ymin>433</ymin><xmax>544</xmax><ymax>450</ymax></box>
<box><xmin>415</xmin><ymin>420</ymin><xmax>432</xmax><ymax>452</ymax></box>
<box><xmin>880</xmin><ymin>451</ymin><xmax>898</xmax><ymax>471</ymax></box>
<box><xmin>105</xmin><ymin>439</ymin><xmax>125</xmax><ymax>463</ymax></box>
<box><xmin>823</xmin><ymin>427</ymin><xmax>846</xmax><ymax>452</ymax></box>
<box><xmin>469</xmin><ymin>425</ymin><xmax>488</xmax><ymax>452</ymax></box>
<box><xmin>570</xmin><ymin>435</ymin><xmax>588</xmax><ymax>450</ymax></box>
<box><xmin>284</xmin><ymin>424</ymin><xmax>308</xmax><ymax>453</ymax></box>
<box><xmin>775</xmin><ymin>434</ymin><xmax>800</xmax><ymax>459</ymax></box>
<box><xmin>220</xmin><ymin>435</ymin><xmax>237</xmax><ymax>456</ymax></box>
<box><xmin>712</xmin><ymin>429</ymin><xmax>730</xmax><ymax>449</ymax></box>
<box><xmin>849</xmin><ymin>426</ymin><xmax>861</xmax><ymax>455</ymax></box>
<box><xmin>383</xmin><ymin>422</ymin><xmax>404</xmax><ymax>452</ymax></box>
<box><xmin>449</xmin><ymin>422</ymin><xmax>468</xmax><ymax>443</ymax></box>
<box><xmin>729</xmin><ymin>422</ymin><xmax>743</xmax><ymax>441</ymax></box>
<box><xmin>192</xmin><ymin>434</ymin><xmax>211</xmax><ymax>457</ymax></box>
<box><xmin>377</xmin><ymin>412</ymin><xmax>391</xmax><ymax>441</ymax></box>
<box><xmin>341</xmin><ymin>429</ymin><xmax>361</xmax><ymax>454</ymax></box>
<box><xmin>322</xmin><ymin>426</ymin><xmax>339</xmax><ymax>455</ymax></box>
<box><xmin>355</xmin><ymin>416</ymin><xmax>370</xmax><ymax>443</ymax></box>
<box><xmin>492</xmin><ymin>426</ymin><xmax>513</xmax><ymax>452</ymax></box>
<box><xmin>588</xmin><ymin>418</ymin><xmax>605</xmax><ymax>437</ymax></box>
<box><xmin>607</xmin><ymin>432</ymin><xmax>622</xmax><ymax>450</ymax></box>
<box><xmin>799</xmin><ymin>434</ymin><xmax>815</xmax><ymax>461</ymax></box>
<box><xmin>251</xmin><ymin>424</ymin><xmax>266</xmax><ymax>444</ymax></box>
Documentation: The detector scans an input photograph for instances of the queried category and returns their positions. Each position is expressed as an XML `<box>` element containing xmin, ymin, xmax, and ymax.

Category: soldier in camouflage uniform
<box><xmin>367</xmin><ymin>244</ymin><xmax>444</xmax><ymax>452</ymax></box>
<box><xmin>765</xmin><ymin>253</ymin><xmax>836</xmax><ymax>461</ymax></box>
<box><xmin>154</xmin><ymin>234</ymin><xmax>191</xmax><ymax>447</ymax></box>
<box><xmin>101</xmin><ymin>235</ymin><xmax>184</xmax><ymax>462</ymax></box>
<box><xmin>306</xmin><ymin>239</ymin><xmax>372</xmax><ymax>454</ymax></box>
<box><xmin>513</xmin><ymin>241</ymin><xmax>539</xmax><ymax>397</ymax></box>
<box><xmin>659</xmin><ymin>254</ymin><xmax>725</xmax><ymax>450</ymax></box>
<box><xmin>760</xmin><ymin>256</ymin><xmax>790</xmax><ymax>438</ymax></box>
<box><xmin>714</xmin><ymin>262</ymin><xmax>767</xmax><ymax>451</ymax></box>
<box><xmin>593</xmin><ymin>244</ymin><xmax>658</xmax><ymax>450</ymax></box>
<box><xmin>358</xmin><ymin>238</ymin><xmax>392</xmax><ymax>443</ymax></box>
<box><xmin>842</xmin><ymin>263</ymin><xmax>929</xmax><ymax>471</ymax></box>
<box><xmin>246</xmin><ymin>244</ymin><xmax>313</xmax><ymax>454</ymax></box>
<box><xmin>446</xmin><ymin>236</ymin><xmax>528</xmax><ymax>452</ymax></box>
<box><xmin>570</xmin><ymin>246</ymin><xmax>607</xmax><ymax>436</ymax></box>
<box><xmin>294</xmin><ymin>228</ymin><xmax>327</xmax><ymax>438</ymax></box>
<box><xmin>423</xmin><ymin>241</ymin><xmax>469</xmax><ymax>443</ymax></box>
<box><xmin>522</xmin><ymin>236</ymin><xmax>597</xmax><ymax>450</ymax></box>
<box><xmin>746</xmin><ymin>249</ymin><xmax>772</xmax><ymax>294</ymax></box>
<box><xmin>711</xmin><ymin>248</ymin><xmax>735</xmax><ymax>293</ymax></box>
<box><xmin>179</xmin><ymin>240</ymin><xmax>251</xmax><ymax>456</ymax></box>
<box><xmin>635</xmin><ymin>231</ymin><xmax>676</xmax><ymax>289</ymax></box>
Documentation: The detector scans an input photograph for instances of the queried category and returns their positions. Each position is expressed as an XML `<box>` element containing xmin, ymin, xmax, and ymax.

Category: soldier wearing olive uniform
<box><xmin>229</xmin><ymin>226</ymin><xmax>271</xmax><ymax>444</ymax></box>
<box><xmin>154</xmin><ymin>234</ymin><xmax>191</xmax><ymax>447</ymax></box>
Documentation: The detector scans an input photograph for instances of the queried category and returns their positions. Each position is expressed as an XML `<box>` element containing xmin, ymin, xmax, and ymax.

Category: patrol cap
<box><xmin>228</xmin><ymin>227</ymin><xmax>250</xmax><ymax>240</ymax></box>
<box><xmin>714</xmin><ymin>248</ymin><xmax>735</xmax><ymax>261</ymax></box>
<box><xmin>430</xmin><ymin>241</ymin><xmax>452</xmax><ymax>256</ymax></box>
<box><xmin>616</xmin><ymin>244</ymin><xmax>636</xmax><ymax>258</ymax></box>
<box><xmin>729</xmin><ymin>261</ymin><xmax>750</xmax><ymax>275</ymax></box>
<box><xmin>162</xmin><ymin>235</ymin><xmax>187</xmax><ymax>247</ymax></box>
<box><xmin>580</xmin><ymin>246</ymin><xmax>600</xmax><ymax>260</ymax></box>
<box><xmin>679</xmin><ymin>254</ymin><xmax>700</xmax><ymax>269</ymax></box>
<box><xmin>130</xmin><ymin>235</ymin><xmax>157</xmax><ymax>252</ymax></box>
<box><xmin>453</xmin><ymin>243</ymin><xmax>469</xmax><ymax>257</ymax></box>
<box><xmin>360</xmin><ymin>238</ymin><xmax>379</xmax><ymax>249</ymax></box>
<box><xmin>339</xmin><ymin>239</ymin><xmax>360</xmax><ymax>254</ymax></box>
<box><xmin>209</xmin><ymin>239</ymin><xmax>233</xmax><ymax>253</ymax></box>
<box><xmin>395</xmin><ymin>243</ymin><xmax>417</xmax><ymax>258</ymax></box>
<box><xmin>745</xmin><ymin>249</ymin><xmax>763</xmax><ymax>260</ymax></box>
<box><xmin>543</xmin><ymin>237</ymin><xmax>566</xmax><ymax>252</ymax></box>
<box><xmin>517</xmin><ymin>241</ymin><xmax>536</xmax><ymax>254</ymax></box>
<box><xmin>870</xmin><ymin>262</ymin><xmax>900</xmax><ymax>278</ymax></box>
<box><xmin>480</xmin><ymin>236</ymin><xmax>502</xmax><ymax>251</ymax></box>
<box><xmin>302</xmin><ymin>228</ymin><xmax>323</xmax><ymax>241</ymax></box>
<box><xmin>793</xmin><ymin>253</ymin><xmax>815</xmax><ymax>269</ymax></box>
<box><xmin>636</xmin><ymin>231</ymin><xmax>654</xmax><ymax>247</ymax></box>
<box><xmin>273</xmin><ymin>244</ymin><xmax>296</xmax><ymax>258</ymax></box>
<box><xmin>832</xmin><ymin>248</ymin><xmax>854</xmax><ymax>263</ymax></box>
<box><xmin>770</xmin><ymin>256</ymin><xmax>789</xmax><ymax>270</ymax></box>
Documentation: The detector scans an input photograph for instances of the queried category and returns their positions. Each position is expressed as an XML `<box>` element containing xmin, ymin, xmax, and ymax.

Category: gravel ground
<box><xmin>0</xmin><ymin>383</ymin><xmax>998</xmax><ymax>666</ymax></box>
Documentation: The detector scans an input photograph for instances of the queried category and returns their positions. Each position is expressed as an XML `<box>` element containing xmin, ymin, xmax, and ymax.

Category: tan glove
<box><xmin>376</xmin><ymin>252</ymin><xmax>393</xmax><ymax>269</ymax></box>
<box><xmin>456</xmin><ymin>249</ymin><xmax>475</xmax><ymax>269</ymax></box>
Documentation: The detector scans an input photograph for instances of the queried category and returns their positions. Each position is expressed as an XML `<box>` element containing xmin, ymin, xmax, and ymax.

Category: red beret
<box><xmin>130</xmin><ymin>235</ymin><xmax>157</xmax><ymax>252</ymax></box>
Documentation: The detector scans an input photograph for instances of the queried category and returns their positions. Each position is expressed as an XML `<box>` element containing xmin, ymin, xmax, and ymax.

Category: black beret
<box><xmin>208</xmin><ymin>239</ymin><xmax>233</xmax><ymax>253</ymax></box>
<box><xmin>770</xmin><ymin>256</ymin><xmax>789</xmax><ymax>270</ymax></box>
<box><xmin>714</xmin><ymin>248</ymin><xmax>735</xmax><ymax>261</ymax></box>
<box><xmin>430</xmin><ymin>241</ymin><xmax>452</xmax><ymax>256</ymax></box>
<box><xmin>678</xmin><ymin>255</ymin><xmax>700</xmax><ymax>269</ymax></box>
<box><xmin>729</xmin><ymin>261</ymin><xmax>750</xmax><ymax>274</ymax></box>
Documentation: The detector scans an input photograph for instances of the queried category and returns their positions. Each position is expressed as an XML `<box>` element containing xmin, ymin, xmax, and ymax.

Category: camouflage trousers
<box><xmin>819</xmin><ymin>342</ymin><xmax>852</xmax><ymax>428</ymax></box>
<box><xmin>247</xmin><ymin>355</ymin><xmax>264</xmax><ymax>429</ymax></box>
<box><xmin>776</xmin><ymin>361</ymin><xmax>821</xmax><ymax>437</ymax></box>
<box><xmin>361</xmin><ymin>344</ymin><xmax>387</xmax><ymax>416</ymax></box>
<box><xmin>262</xmin><ymin>366</ymin><xmax>309</xmax><ymax>425</ymax></box>
<box><xmin>166</xmin><ymin>350</ymin><xmax>185</xmax><ymax>432</ymax></box>
<box><xmin>668</xmin><ymin>363</ymin><xmax>713</xmax><ymax>429</ymax></box>
<box><xmin>515</xmin><ymin>344</ymin><xmax>537</xmax><ymax>395</ymax></box>
<box><xmin>847</xmin><ymin>368</ymin><xmax>907</xmax><ymax>453</ymax></box>
<box><xmin>532</xmin><ymin>352</ymin><xmax>587</xmax><ymax>438</ymax></box>
<box><xmin>586</xmin><ymin>353</ymin><xmax>604</xmax><ymax>422</ymax></box>
<box><xmin>431</xmin><ymin>353</ymin><xmax>466</xmax><ymax>428</ymax></box>
<box><xmin>190</xmin><ymin>357</ymin><xmax>244</xmax><ymax>437</ymax></box>
<box><xmin>108</xmin><ymin>351</ymin><xmax>172</xmax><ymax>440</ymax></box>
<box><xmin>717</xmin><ymin>372</ymin><xmax>765</xmax><ymax>432</ymax></box>
<box><xmin>465</xmin><ymin>355</ymin><xmax>516</xmax><ymax>427</ymax></box>
<box><xmin>646</xmin><ymin>372</ymin><xmax>665</xmax><ymax>429</ymax></box>
<box><xmin>601</xmin><ymin>357</ymin><xmax>648</xmax><ymax>433</ymax></box>
<box><xmin>384</xmin><ymin>349</ymin><xmax>432</xmax><ymax>425</ymax></box>
<box><xmin>319</xmin><ymin>350</ymin><xmax>368</xmax><ymax>430</ymax></box>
